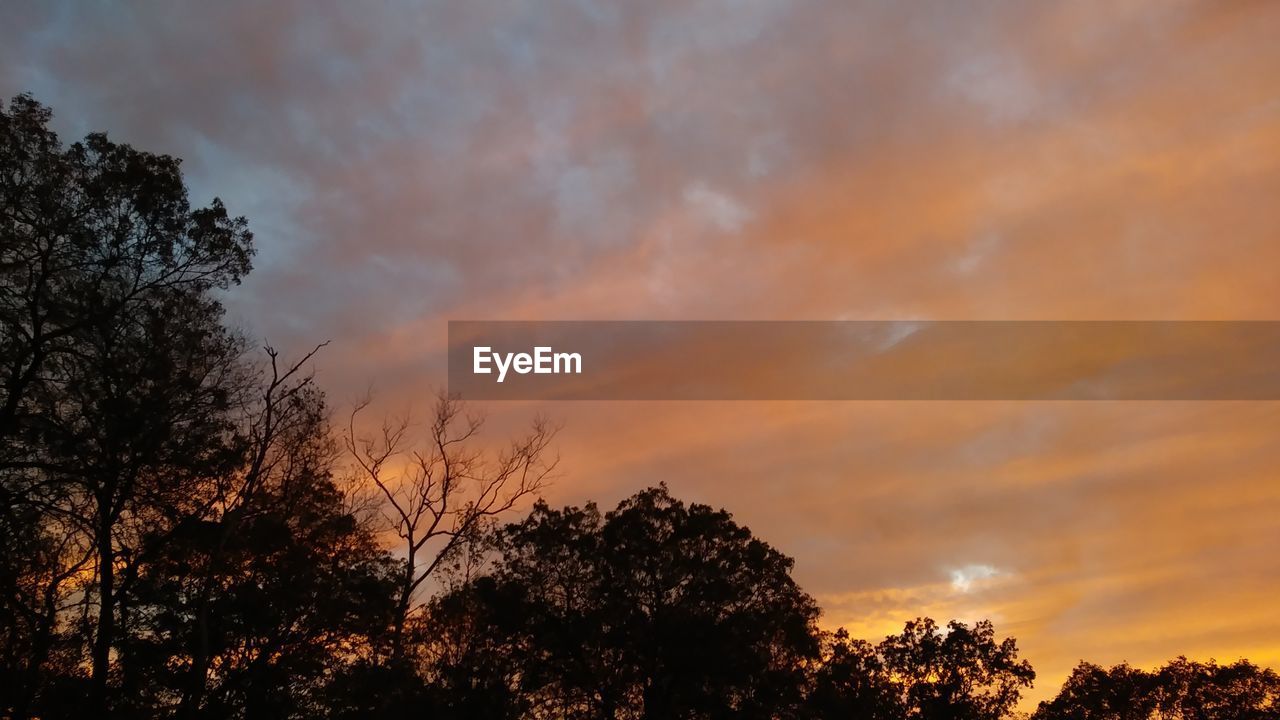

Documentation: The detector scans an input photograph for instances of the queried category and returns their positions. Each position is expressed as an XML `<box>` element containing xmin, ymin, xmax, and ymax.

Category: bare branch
<box><xmin>342</xmin><ymin>391</ymin><xmax>558</xmax><ymax>655</ymax></box>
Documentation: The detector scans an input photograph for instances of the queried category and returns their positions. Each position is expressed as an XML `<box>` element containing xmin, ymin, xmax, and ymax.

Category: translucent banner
<box><xmin>447</xmin><ymin>321</ymin><xmax>1280</xmax><ymax>400</ymax></box>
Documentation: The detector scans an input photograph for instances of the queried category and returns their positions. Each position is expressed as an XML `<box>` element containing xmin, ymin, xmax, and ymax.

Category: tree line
<box><xmin>2</xmin><ymin>94</ymin><xmax>1277</xmax><ymax>719</ymax></box>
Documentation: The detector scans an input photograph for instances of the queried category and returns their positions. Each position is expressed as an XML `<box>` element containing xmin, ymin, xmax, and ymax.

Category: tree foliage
<box><xmin>0</xmin><ymin>93</ymin><xmax>400</xmax><ymax>720</ymax></box>
<box><xmin>1034</xmin><ymin>657</ymin><xmax>1280</xmax><ymax>720</ymax></box>
<box><xmin>808</xmin><ymin>619</ymin><xmax>1035</xmax><ymax>720</ymax></box>
<box><xmin>419</xmin><ymin>485</ymin><xmax>822</xmax><ymax>719</ymax></box>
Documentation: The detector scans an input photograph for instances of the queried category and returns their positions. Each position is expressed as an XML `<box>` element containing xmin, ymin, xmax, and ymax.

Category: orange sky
<box><xmin>5</xmin><ymin>0</ymin><xmax>1279</xmax><ymax>707</ymax></box>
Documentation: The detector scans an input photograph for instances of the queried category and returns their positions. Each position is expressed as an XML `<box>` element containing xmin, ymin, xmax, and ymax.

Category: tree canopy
<box><xmin>1034</xmin><ymin>657</ymin><xmax>1280</xmax><ymax>720</ymax></box>
<box><xmin>416</xmin><ymin>485</ymin><xmax>822</xmax><ymax>719</ymax></box>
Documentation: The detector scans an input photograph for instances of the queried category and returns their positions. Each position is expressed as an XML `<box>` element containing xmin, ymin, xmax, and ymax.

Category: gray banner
<box><xmin>447</xmin><ymin>321</ymin><xmax>1280</xmax><ymax>400</ymax></box>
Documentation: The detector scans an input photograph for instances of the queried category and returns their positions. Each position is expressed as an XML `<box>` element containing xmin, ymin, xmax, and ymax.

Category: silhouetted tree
<box><xmin>1035</xmin><ymin>657</ymin><xmax>1280</xmax><ymax>720</ymax></box>
<box><xmin>1</xmin><ymin>92</ymin><xmax>254</xmax><ymax>718</ymax></box>
<box><xmin>1033</xmin><ymin>662</ymin><xmax>1157</xmax><ymax>720</ymax></box>
<box><xmin>881</xmin><ymin>618</ymin><xmax>1036</xmax><ymax>720</ymax></box>
<box><xmin>124</xmin><ymin>384</ymin><xmax>399</xmax><ymax>719</ymax></box>
<box><xmin>344</xmin><ymin>394</ymin><xmax>556</xmax><ymax>661</ymax></box>
<box><xmin>807</xmin><ymin>629</ymin><xmax>904</xmax><ymax>720</ymax></box>
<box><xmin>809</xmin><ymin>618</ymin><xmax>1034</xmax><ymax>720</ymax></box>
<box><xmin>0</xmin><ymin>93</ymin><xmax>251</xmax><ymax>459</ymax></box>
<box><xmin>422</xmin><ymin>485</ymin><xmax>822</xmax><ymax>719</ymax></box>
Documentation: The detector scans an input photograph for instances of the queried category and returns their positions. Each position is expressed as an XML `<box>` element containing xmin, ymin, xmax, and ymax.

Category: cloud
<box><xmin>946</xmin><ymin>53</ymin><xmax>1043</xmax><ymax>124</ymax></box>
<box><xmin>683</xmin><ymin>181</ymin><xmax>753</xmax><ymax>233</ymax></box>
<box><xmin>951</xmin><ymin>564</ymin><xmax>1001</xmax><ymax>593</ymax></box>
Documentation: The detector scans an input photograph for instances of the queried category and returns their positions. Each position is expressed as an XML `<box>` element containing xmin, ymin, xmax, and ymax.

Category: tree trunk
<box><xmin>90</xmin><ymin>515</ymin><xmax>115</xmax><ymax>715</ymax></box>
<box><xmin>175</xmin><ymin>591</ymin><xmax>212</xmax><ymax>720</ymax></box>
<box><xmin>390</xmin><ymin>561</ymin><xmax>414</xmax><ymax>661</ymax></box>
<box><xmin>12</xmin><ymin>583</ymin><xmax>60</xmax><ymax>720</ymax></box>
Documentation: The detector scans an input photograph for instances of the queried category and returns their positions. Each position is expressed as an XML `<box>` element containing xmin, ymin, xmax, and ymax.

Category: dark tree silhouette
<box><xmin>344</xmin><ymin>393</ymin><xmax>556</xmax><ymax>661</ymax></box>
<box><xmin>807</xmin><ymin>629</ymin><xmax>905</xmax><ymax>720</ymax></box>
<box><xmin>1033</xmin><ymin>662</ymin><xmax>1157</xmax><ymax>720</ymax></box>
<box><xmin>1</xmin><ymin>93</ymin><xmax>255</xmax><ymax>718</ymax></box>
<box><xmin>809</xmin><ymin>618</ymin><xmax>1035</xmax><ymax>720</ymax></box>
<box><xmin>0</xmin><ymin>94</ymin><xmax>252</xmax><ymax>456</ymax></box>
<box><xmin>1035</xmin><ymin>656</ymin><xmax>1280</xmax><ymax>720</ymax></box>
<box><xmin>0</xmin><ymin>94</ymin><xmax>397</xmax><ymax>720</ymax></box>
<box><xmin>421</xmin><ymin>485</ymin><xmax>822</xmax><ymax>719</ymax></box>
<box><xmin>125</xmin><ymin>385</ymin><xmax>398</xmax><ymax>718</ymax></box>
<box><xmin>880</xmin><ymin>618</ymin><xmax>1036</xmax><ymax>720</ymax></box>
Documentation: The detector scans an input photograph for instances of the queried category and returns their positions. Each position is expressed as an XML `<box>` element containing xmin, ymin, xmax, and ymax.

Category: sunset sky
<box><xmin>5</xmin><ymin>0</ymin><xmax>1279</xmax><ymax>706</ymax></box>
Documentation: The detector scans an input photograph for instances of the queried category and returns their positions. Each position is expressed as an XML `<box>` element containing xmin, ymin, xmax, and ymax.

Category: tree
<box><xmin>1032</xmin><ymin>662</ymin><xmax>1156</xmax><ymax>720</ymax></box>
<box><xmin>344</xmin><ymin>393</ymin><xmax>556</xmax><ymax>660</ymax></box>
<box><xmin>1</xmin><ymin>92</ymin><xmax>254</xmax><ymax>718</ymax></box>
<box><xmin>881</xmin><ymin>617</ymin><xmax>1036</xmax><ymax>720</ymax></box>
<box><xmin>1035</xmin><ymin>657</ymin><xmax>1280</xmax><ymax>720</ymax></box>
<box><xmin>422</xmin><ymin>485</ymin><xmax>822</xmax><ymax>719</ymax></box>
<box><xmin>54</xmin><ymin>273</ymin><xmax>251</xmax><ymax>716</ymax></box>
<box><xmin>0</xmin><ymin>93</ymin><xmax>251</xmax><ymax>459</ymax></box>
<box><xmin>123</xmin><ymin>383</ymin><xmax>399</xmax><ymax>719</ymax></box>
<box><xmin>807</xmin><ymin>629</ymin><xmax>904</xmax><ymax>720</ymax></box>
<box><xmin>809</xmin><ymin>618</ymin><xmax>1035</xmax><ymax>720</ymax></box>
<box><xmin>0</xmin><ymin>94</ymin><xmax>406</xmax><ymax>720</ymax></box>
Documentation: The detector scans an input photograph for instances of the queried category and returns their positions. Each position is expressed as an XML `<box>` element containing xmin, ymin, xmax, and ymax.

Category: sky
<box><xmin>5</xmin><ymin>0</ymin><xmax>1280</xmax><ymax>707</ymax></box>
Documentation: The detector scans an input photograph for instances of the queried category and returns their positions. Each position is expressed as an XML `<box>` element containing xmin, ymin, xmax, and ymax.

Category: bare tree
<box><xmin>345</xmin><ymin>392</ymin><xmax>557</xmax><ymax>658</ymax></box>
